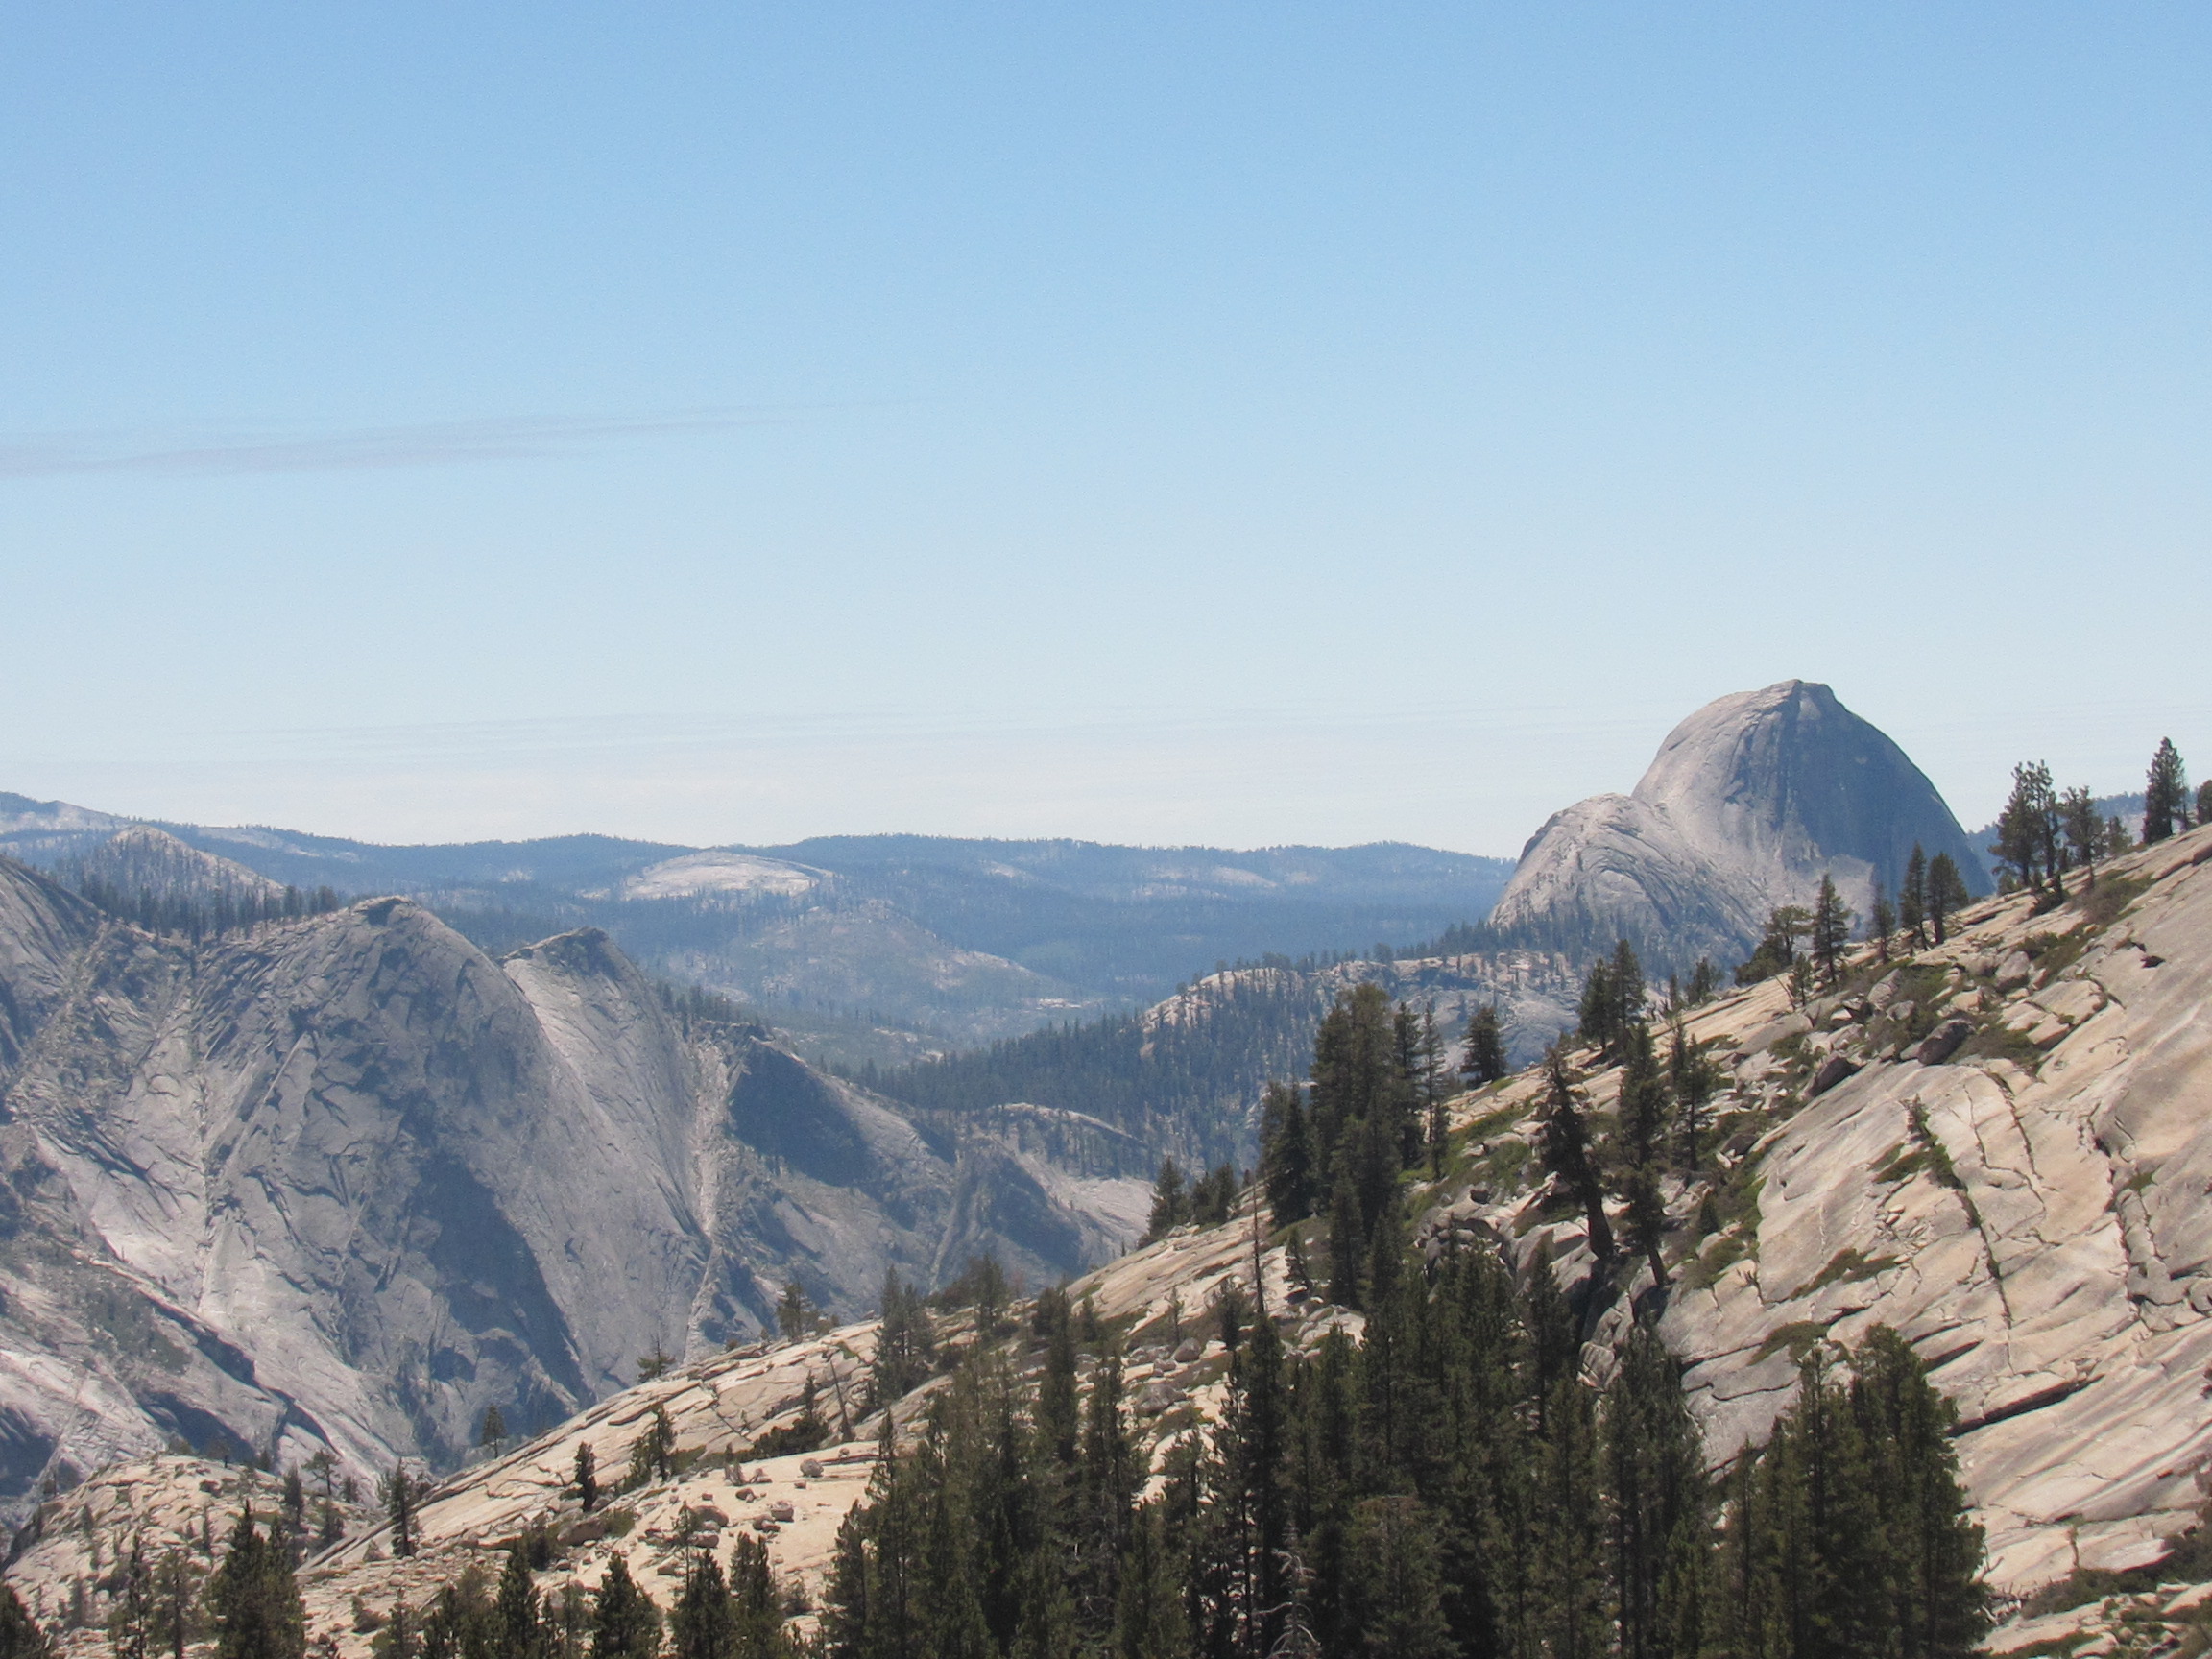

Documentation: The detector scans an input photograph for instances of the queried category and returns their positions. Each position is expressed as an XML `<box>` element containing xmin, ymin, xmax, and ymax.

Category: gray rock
<box><xmin>1810</xmin><ymin>1053</ymin><xmax>1861</xmax><ymax>1096</ymax></box>
<box><xmin>0</xmin><ymin>860</ymin><xmax>1146</xmax><ymax>1513</ymax></box>
<box><xmin>1916</xmin><ymin>1018</ymin><xmax>1974</xmax><ymax>1065</ymax></box>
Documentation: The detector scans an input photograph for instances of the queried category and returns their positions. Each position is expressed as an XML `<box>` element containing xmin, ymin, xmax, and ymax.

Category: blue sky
<box><xmin>3</xmin><ymin>5</ymin><xmax>2207</xmax><ymax>852</ymax></box>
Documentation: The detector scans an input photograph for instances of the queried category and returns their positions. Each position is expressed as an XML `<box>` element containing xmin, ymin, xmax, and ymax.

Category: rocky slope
<box><xmin>0</xmin><ymin>857</ymin><xmax>1145</xmax><ymax>1513</ymax></box>
<box><xmin>1492</xmin><ymin>680</ymin><xmax>1988</xmax><ymax>966</ymax></box>
<box><xmin>16</xmin><ymin>804</ymin><xmax>2212</xmax><ymax>1655</ymax></box>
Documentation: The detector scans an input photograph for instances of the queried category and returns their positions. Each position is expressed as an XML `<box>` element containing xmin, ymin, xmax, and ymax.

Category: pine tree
<box><xmin>1113</xmin><ymin>1504</ymin><xmax>1189</xmax><ymax>1659</ymax></box>
<box><xmin>1809</xmin><ymin>875</ymin><xmax>1853</xmax><ymax>985</ymax></box>
<box><xmin>1144</xmin><ymin>1160</ymin><xmax>1190</xmax><ymax>1243</ymax></box>
<box><xmin>1925</xmin><ymin>855</ymin><xmax>1968</xmax><ymax>946</ymax></box>
<box><xmin>589</xmin><ymin>1555</ymin><xmax>661</xmax><ymax>1659</ymax></box>
<box><xmin>573</xmin><ymin>1443</ymin><xmax>598</xmax><ymax>1514</ymax></box>
<box><xmin>2061</xmin><ymin>786</ymin><xmax>2103</xmax><ymax>891</ymax></box>
<box><xmin>107</xmin><ymin>1534</ymin><xmax>154</xmax><ymax>1659</ymax></box>
<box><xmin>1260</xmin><ymin>1085</ymin><xmax>1314</xmax><ymax>1226</ymax></box>
<box><xmin>2145</xmin><ymin>737</ymin><xmax>2190</xmax><ymax>843</ymax></box>
<box><xmin>777</xmin><ymin>1281</ymin><xmax>814</xmax><ymax>1342</ymax></box>
<box><xmin>379</xmin><ymin>1466</ymin><xmax>419</xmax><ymax>1559</ymax></box>
<box><xmin>1613</xmin><ymin>1023</ymin><xmax>1671</xmax><ymax>1287</ymax></box>
<box><xmin>481</xmin><ymin>1406</ymin><xmax>509</xmax><ymax>1451</ymax></box>
<box><xmin>869</xmin><ymin>1271</ymin><xmax>938</xmax><ymax>1409</ymax></box>
<box><xmin>1603</xmin><ymin>1327</ymin><xmax>1710</xmax><ymax>1659</ymax></box>
<box><xmin>1576</xmin><ymin>958</ymin><xmax>1617</xmax><ymax>1057</ymax></box>
<box><xmin>495</xmin><ymin>1542</ymin><xmax>542</xmax><ymax>1659</ymax></box>
<box><xmin>1847</xmin><ymin>1329</ymin><xmax>1989</xmax><ymax>1658</ymax></box>
<box><xmin>0</xmin><ymin>1587</ymin><xmax>52</xmax><ymax>1659</ymax></box>
<box><xmin>1459</xmin><ymin>1004</ymin><xmax>1507</xmax><ymax>1089</ymax></box>
<box><xmin>1900</xmin><ymin>845</ymin><xmax>1929</xmax><ymax>950</ymax></box>
<box><xmin>1737</xmin><ymin>906</ymin><xmax>1812</xmax><ymax>985</ymax></box>
<box><xmin>1869</xmin><ymin>880</ymin><xmax>1896</xmax><ymax>963</ymax></box>
<box><xmin>1343</xmin><ymin>1497</ymin><xmax>1450</xmax><ymax>1659</ymax></box>
<box><xmin>2199</xmin><ymin>780</ymin><xmax>2212</xmax><ymax>830</ymax></box>
<box><xmin>1537</xmin><ymin>1046</ymin><xmax>1613</xmax><ymax>1264</ymax></box>
<box><xmin>1037</xmin><ymin>1289</ymin><xmax>1081</xmax><ymax>1470</ymax></box>
<box><xmin>207</xmin><ymin>1509</ymin><xmax>306</xmax><ymax>1659</ymax></box>
<box><xmin>667</xmin><ymin>1551</ymin><xmax>736</xmax><ymax>1659</ymax></box>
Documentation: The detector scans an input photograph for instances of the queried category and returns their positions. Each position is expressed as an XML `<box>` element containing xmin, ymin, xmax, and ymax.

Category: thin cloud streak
<box><xmin>0</xmin><ymin>407</ymin><xmax>830</xmax><ymax>479</ymax></box>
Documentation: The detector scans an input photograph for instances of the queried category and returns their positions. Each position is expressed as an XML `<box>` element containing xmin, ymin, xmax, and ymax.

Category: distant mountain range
<box><xmin>0</xmin><ymin>798</ymin><xmax>1514</xmax><ymax>1070</ymax></box>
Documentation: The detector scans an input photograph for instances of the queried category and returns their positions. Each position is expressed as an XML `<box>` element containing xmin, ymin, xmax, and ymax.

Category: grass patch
<box><xmin>1804</xmin><ymin>1247</ymin><xmax>1901</xmax><ymax>1294</ymax></box>
<box><xmin>1681</xmin><ymin>1229</ymin><xmax>1753</xmax><ymax>1291</ymax></box>
<box><xmin>1753</xmin><ymin>1320</ymin><xmax>1832</xmax><ymax>1364</ymax></box>
<box><xmin>2076</xmin><ymin>873</ymin><xmax>2152</xmax><ymax>932</ymax></box>
<box><xmin>1958</xmin><ymin>1022</ymin><xmax>2048</xmax><ymax>1070</ymax></box>
<box><xmin>1905</xmin><ymin>1104</ymin><xmax>1964</xmax><ymax>1191</ymax></box>
<box><xmin>1872</xmin><ymin>1142</ymin><xmax>1937</xmax><ymax>1186</ymax></box>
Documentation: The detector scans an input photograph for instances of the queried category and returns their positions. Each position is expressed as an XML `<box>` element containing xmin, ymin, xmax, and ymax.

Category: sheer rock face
<box><xmin>1492</xmin><ymin>681</ymin><xmax>1985</xmax><ymax>964</ymax></box>
<box><xmin>0</xmin><ymin>861</ymin><xmax>1142</xmax><ymax>1513</ymax></box>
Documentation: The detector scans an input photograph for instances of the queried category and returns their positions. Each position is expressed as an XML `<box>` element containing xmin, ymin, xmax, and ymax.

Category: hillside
<box><xmin>0</xmin><ymin>856</ymin><xmax>1146</xmax><ymax>1513</ymax></box>
<box><xmin>0</xmin><ymin>798</ymin><xmax>1514</xmax><ymax>1065</ymax></box>
<box><xmin>17</xmin><ymin>819</ymin><xmax>2212</xmax><ymax>1654</ymax></box>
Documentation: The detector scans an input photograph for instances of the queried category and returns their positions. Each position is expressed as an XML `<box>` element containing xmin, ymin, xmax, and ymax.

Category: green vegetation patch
<box><xmin>1804</xmin><ymin>1247</ymin><xmax>1902</xmax><ymax>1294</ymax></box>
<box><xmin>2076</xmin><ymin>872</ymin><xmax>2152</xmax><ymax>932</ymax></box>
<box><xmin>1753</xmin><ymin>1320</ymin><xmax>1833</xmax><ymax>1364</ymax></box>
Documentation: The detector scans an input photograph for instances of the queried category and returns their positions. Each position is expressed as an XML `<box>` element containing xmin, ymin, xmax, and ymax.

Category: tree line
<box><xmin>820</xmin><ymin>1220</ymin><xmax>1987</xmax><ymax>1659</ymax></box>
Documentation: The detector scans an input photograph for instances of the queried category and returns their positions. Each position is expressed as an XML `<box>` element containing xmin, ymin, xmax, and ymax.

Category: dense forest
<box><xmin>851</xmin><ymin>970</ymin><xmax>1334</xmax><ymax>1168</ymax></box>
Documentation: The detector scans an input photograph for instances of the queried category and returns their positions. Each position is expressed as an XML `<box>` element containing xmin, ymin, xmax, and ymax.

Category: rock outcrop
<box><xmin>1492</xmin><ymin>680</ymin><xmax>1986</xmax><ymax>966</ymax></box>
<box><xmin>0</xmin><ymin>858</ymin><xmax>1145</xmax><ymax>1512</ymax></box>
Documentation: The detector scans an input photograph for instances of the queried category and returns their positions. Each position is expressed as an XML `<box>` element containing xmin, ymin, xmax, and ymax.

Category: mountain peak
<box><xmin>1493</xmin><ymin>681</ymin><xmax>1984</xmax><ymax>965</ymax></box>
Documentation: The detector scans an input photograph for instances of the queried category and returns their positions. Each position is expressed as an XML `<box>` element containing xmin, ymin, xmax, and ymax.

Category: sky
<box><xmin>3</xmin><ymin>4</ymin><xmax>2208</xmax><ymax>854</ymax></box>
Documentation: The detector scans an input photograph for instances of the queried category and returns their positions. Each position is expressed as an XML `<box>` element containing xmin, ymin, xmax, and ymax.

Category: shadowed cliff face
<box><xmin>0</xmin><ymin>858</ymin><xmax>1143</xmax><ymax>1513</ymax></box>
<box><xmin>1492</xmin><ymin>681</ymin><xmax>1985</xmax><ymax>966</ymax></box>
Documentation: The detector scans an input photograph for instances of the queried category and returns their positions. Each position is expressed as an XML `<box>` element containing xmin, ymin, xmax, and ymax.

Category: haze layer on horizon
<box><xmin>4</xmin><ymin>5</ymin><xmax>2208</xmax><ymax>851</ymax></box>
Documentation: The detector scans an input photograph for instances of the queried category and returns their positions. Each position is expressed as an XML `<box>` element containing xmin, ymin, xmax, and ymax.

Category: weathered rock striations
<box><xmin>0</xmin><ymin>858</ymin><xmax>1144</xmax><ymax>1512</ymax></box>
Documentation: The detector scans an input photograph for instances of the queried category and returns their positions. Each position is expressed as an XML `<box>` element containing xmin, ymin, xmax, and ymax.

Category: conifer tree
<box><xmin>1925</xmin><ymin>854</ymin><xmax>1968</xmax><ymax>945</ymax></box>
<box><xmin>589</xmin><ymin>1556</ymin><xmax>661</xmax><ymax>1659</ymax></box>
<box><xmin>573</xmin><ymin>1444</ymin><xmax>598</xmax><ymax>1514</ymax></box>
<box><xmin>1537</xmin><ymin>1046</ymin><xmax>1613</xmax><ymax>1264</ymax></box>
<box><xmin>207</xmin><ymin>1509</ymin><xmax>306</xmax><ymax>1659</ymax></box>
<box><xmin>494</xmin><ymin>1542</ymin><xmax>541</xmax><ymax>1659</ymax></box>
<box><xmin>777</xmin><ymin>1282</ymin><xmax>814</xmax><ymax>1343</ymax></box>
<box><xmin>2145</xmin><ymin>737</ymin><xmax>2190</xmax><ymax>843</ymax></box>
<box><xmin>1613</xmin><ymin>1023</ymin><xmax>1671</xmax><ymax>1287</ymax></box>
<box><xmin>868</xmin><ymin>1271</ymin><xmax>937</xmax><ymax>1409</ymax></box>
<box><xmin>0</xmin><ymin>1587</ymin><xmax>52</xmax><ymax>1659</ymax></box>
<box><xmin>2061</xmin><ymin>785</ymin><xmax>2103</xmax><ymax>891</ymax></box>
<box><xmin>1900</xmin><ymin>845</ymin><xmax>1929</xmax><ymax>950</ymax></box>
<box><xmin>1809</xmin><ymin>875</ymin><xmax>1853</xmax><ymax>985</ymax></box>
<box><xmin>107</xmin><ymin>1535</ymin><xmax>153</xmax><ymax>1659</ymax></box>
<box><xmin>667</xmin><ymin>1551</ymin><xmax>735</xmax><ymax>1659</ymax></box>
<box><xmin>1667</xmin><ymin>1013</ymin><xmax>1715</xmax><ymax>1175</ymax></box>
<box><xmin>1603</xmin><ymin>1327</ymin><xmax>1710</xmax><ymax>1659</ymax></box>
<box><xmin>1343</xmin><ymin>1497</ymin><xmax>1450</xmax><ymax>1659</ymax></box>
<box><xmin>1459</xmin><ymin>1004</ymin><xmax>1507</xmax><ymax>1089</ymax></box>
<box><xmin>379</xmin><ymin>1466</ymin><xmax>420</xmax><ymax>1559</ymax></box>
<box><xmin>480</xmin><ymin>1406</ymin><xmax>508</xmax><ymax>1451</ymax></box>
<box><xmin>1869</xmin><ymin>880</ymin><xmax>1896</xmax><ymax>963</ymax></box>
<box><xmin>1259</xmin><ymin>1085</ymin><xmax>1314</xmax><ymax>1225</ymax></box>
<box><xmin>1143</xmin><ymin>1161</ymin><xmax>1190</xmax><ymax>1243</ymax></box>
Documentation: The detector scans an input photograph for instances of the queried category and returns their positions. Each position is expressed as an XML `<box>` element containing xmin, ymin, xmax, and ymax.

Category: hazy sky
<box><xmin>4</xmin><ymin>5</ymin><xmax>2207</xmax><ymax>854</ymax></box>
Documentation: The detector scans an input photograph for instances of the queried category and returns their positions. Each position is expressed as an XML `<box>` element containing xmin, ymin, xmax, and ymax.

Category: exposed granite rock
<box><xmin>0</xmin><ymin>859</ymin><xmax>1143</xmax><ymax>1513</ymax></box>
<box><xmin>1492</xmin><ymin>681</ymin><xmax>1987</xmax><ymax>965</ymax></box>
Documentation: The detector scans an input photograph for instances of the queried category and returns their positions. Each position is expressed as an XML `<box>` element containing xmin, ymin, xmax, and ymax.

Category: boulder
<box><xmin>1916</xmin><ymin>1018</ymin><xmax>1973</xmax><ymax>1066</ymax></box>
<box><xmin>1809</xmin><ymin>1054</ymin><xmax>1861</xmax><ymax>1097</ymax></box>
